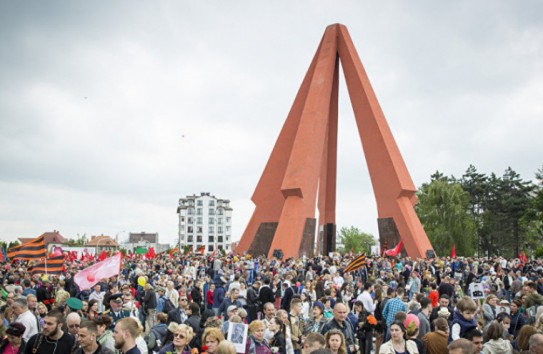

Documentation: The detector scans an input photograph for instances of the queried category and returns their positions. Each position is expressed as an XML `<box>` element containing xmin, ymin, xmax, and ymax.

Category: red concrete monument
<box><xmin>236</xmin><ymin>24</ymin><xmax>435</xmax><ymax>259</ymax></box>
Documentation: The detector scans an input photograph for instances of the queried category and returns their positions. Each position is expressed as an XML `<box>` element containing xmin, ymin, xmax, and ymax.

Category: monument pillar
<box><xmin>236</xmin><ymin>24</ymin><xmax>435</xmax><ymax>259</ymax></box>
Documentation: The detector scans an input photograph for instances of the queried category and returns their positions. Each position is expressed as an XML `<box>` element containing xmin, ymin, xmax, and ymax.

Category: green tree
<box><xmin>415</xmin><ymin>179</ymin><xmax>476</xmax><ymax>256</ymax></box>
<box><xmin>480</xmin><ymin>168</ymin><xmax>534</xmax><ymax>257</ymax></box>
<box><xmin>460</xmin><ymin>164</ymin><xmax>489</xmax><ymax>255</ymax></box>
<box><xmin>336</xmin><ymin>226</ymin><xmax>376</xmax><ymax>255</ymax></box>
<box><xmin>64</xmin><ymin>233</ymin><xmax>87</xmax><ymax>246</ymax></box>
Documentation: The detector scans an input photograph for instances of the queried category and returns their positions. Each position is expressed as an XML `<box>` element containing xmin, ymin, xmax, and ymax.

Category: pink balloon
<box><xmin>87</xmin><ymin>274</ymin><xmax>95</xmax><ymax>282</ymax></box>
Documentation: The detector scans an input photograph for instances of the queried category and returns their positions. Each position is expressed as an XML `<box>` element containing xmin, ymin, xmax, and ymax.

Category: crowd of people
<box><xmin>2</xmin><ymin>251</ymin><xmax>543</xmax><ymax>354</ymax></box>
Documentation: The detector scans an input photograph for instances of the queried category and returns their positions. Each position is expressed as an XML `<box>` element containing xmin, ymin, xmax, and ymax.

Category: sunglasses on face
<box><xmin>174</xmin><ymin>333</ymin><xmax>186</xmax><ymax>339</ymax></box>
<box><xmin>180</xmin><ymin>298</ymin><xmax>188</xmax><ymax>301</ymax></box>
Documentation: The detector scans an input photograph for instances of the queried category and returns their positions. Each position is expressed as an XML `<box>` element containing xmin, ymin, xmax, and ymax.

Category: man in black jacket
<box><xmin>258</xmin><ymin>279</ymin><xmax>275</xmax><ymax>311</ymax></box>
<box><xmin>247</xmin><ymin>281</ymin><xmax>261</xmax><ymax>322</ymax></box>
<box><xmin>167</xmin><ymin>297</ymin><xmax>188</xmax><ymax>325</ymax></box>
<box><xmin>143</xmin><ymin>284</ymin><xmax>157</xmax><ymax>335</ymax></box>
<box><xmin>190</xmin><ymin>280</ymin><xmax>203</xmax><ymax>308</ymax></box>
<box><xmin>184</xmin><ymin>302</ymin><xmax>201</xmax><ymax>334</ymax></box>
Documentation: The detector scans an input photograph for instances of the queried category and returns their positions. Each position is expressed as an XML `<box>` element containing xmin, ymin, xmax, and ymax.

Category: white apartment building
<box><xmin>177</xmin><ymin>192</ymin><xmax>233</xmax><ymax>254</ymax></box>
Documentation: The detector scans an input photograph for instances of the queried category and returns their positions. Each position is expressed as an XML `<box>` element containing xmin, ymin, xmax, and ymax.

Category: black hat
<box><xmin>110</xmin><ymin>293</ymin><xmax>123</xmax><ymax>303</ymax></box>
<box><xmin>6</xmin><ymin>323</ymin><xmax>26</xmax><ymax>337</ymax></box>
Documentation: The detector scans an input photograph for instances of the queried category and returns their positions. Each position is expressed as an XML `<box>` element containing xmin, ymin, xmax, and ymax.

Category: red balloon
<box><xmin>87</xmin><ymin>274</ymin><xmax>95</xmax><ymax>282</ymax></box>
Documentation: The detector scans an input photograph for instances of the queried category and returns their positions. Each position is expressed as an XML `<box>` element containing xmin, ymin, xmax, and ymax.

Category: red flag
<box><xmin>129</xmin><ymin>251</ymin><xmax>134</xmax><ymax>260</ymax></box>
<box><xmin>98</xmin><ymin>250</ymin><xmax>107</xmax><ymax>261</ymax></box>
<box><xmin>196</xmin><ymin>245</ymin><xmax>205</xmax><ymax>255</ymax></box>
<box><xmin>145</xmin><ymin>247</ymin><xmax>155</xmax><ymax>259</ymax></box>
<box><xmin>522</xmin><ymin>251</ymin><xmax>528</xmax><ymax>263</ymax></box>
<box><xmin>451</xmin><ymin>244</ymin><xmax>457</xmax><ymax>259</ymax></box>
<box><xmin>74</xmin><ymin>253</ymin><xmax>122</xmax><ymax>290</ymax></box>
<box><xmin>384</xmin><ymin>241</ymin><xmax>403</xmax><ymax>257</ymax></box>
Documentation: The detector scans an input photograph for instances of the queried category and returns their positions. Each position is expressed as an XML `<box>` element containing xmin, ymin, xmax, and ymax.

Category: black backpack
<box><xmin>162</xmin><ymin>296</ymin><xmax>176</xmax><ymax>313</ymax></box>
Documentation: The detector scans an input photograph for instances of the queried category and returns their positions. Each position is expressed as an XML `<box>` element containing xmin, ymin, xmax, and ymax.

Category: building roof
<box><xmin>86</xmin><ymin>235</ymin><xmax>119</xmax><ymax>247</ymax></box>
<box><xmin>18</xmin><ymin>230</ymin><xmax>67</xmax><ymax>245</ymax></box>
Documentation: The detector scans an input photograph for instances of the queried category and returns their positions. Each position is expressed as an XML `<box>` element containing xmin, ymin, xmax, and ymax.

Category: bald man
<box><xmin>320</xmin><ymin>303</ymin><xmax>358</xmax><ymax>354</ymax></box>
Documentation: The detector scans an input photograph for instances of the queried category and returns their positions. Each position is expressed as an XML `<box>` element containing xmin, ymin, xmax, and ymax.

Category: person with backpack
<box><xmin>146</xmin><ymin>313</ymin><xmax>168</xmax><ymax>354</ymax></box>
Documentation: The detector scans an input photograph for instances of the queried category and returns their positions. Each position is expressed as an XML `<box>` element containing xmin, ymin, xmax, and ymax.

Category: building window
<box><xmin>180</xmin><ymin>236</ymin><xmax>184</xmax><ymax>241</ymax></box>
<box><xmin>197</xmin><ymin>226</ymin><xmax>203</xmax><ymax>233</ymax></box>
<box><xmin>187</xmin><ymin>208</ymin><xmax>194</xmax><ymax>215</ymax></box>
<box><xmin>209</xmin><ymin>208</ymin><xmax>215</xmax><ymax>215</ymax></box>
<box><xmin>180</xmin><ymin>216</ymin><xmax>185</xmax><ymax>222</ymax></box>
<box><xmin>197</xmin><ymin>236</ymin><xmax>203</xmax><ymax>243</ymax></box>
<box><xmin>188</xmin><ymin>217</ymin><xmax>193</xmax><ymax>224</ymax></box>
<box><xmin>197</xmin><ymin>200</ymin><xmax>203</xmax><ymax>206</ymax></box>
<box><xmin>197</xmin><ymin>208</ymin><xmax>202</xmax><ymax>215</ymax></box>
<box><xmin>217</xmin><ymin>218</ymin><xmax>223</xmax><ymax>224</ymax></box>
<box><xmin>208</xmin><ymin>236</ymin><xmax>214</xmax><ymax>243</ymax></box>
<box><xmin>226</xmin><ymin>236</ymin><xmax>229</xmax><ymax>242</ymax></box>
<box><xmin>218</xmin><ymin>236</ymin><xmax>223</xmax><ymax>243</ymax></box>
<box><xmin>197</xmin><ymin>217</ymin><xmax>202</xmax><ymax>224</ymax></box>
<box><xmin>188</xmin><ymin>200</ymin><xmax>194</xmax><ymax>206</ymax></box>
<box><xmin>188</xmin><ymin>236</ymin><xmax>193</xmax><ymax>242</ymax></box>
<box><xmin>226</xmin><ymin>226</ymin><xmax>231</xmax><ymax>232</ymax></box>
<box><xmin>209</xmin><ymin>226</ymin><xmax>214</xmax><ymax>233</ymax></box>
<box><xmin>187</xmin><ymin>226</ymin><xmax>193</xmax><ymax>233</ymax></box>
<box><xmin>209</xmin><ymin>200</ymin><xmax>215</xmax><ymax>206</ymax></box>
<box><xmin>218</xmin><ymin>226</ymin><xmax>223</xmax><ymax>234</ymax></box>
<box><xmin>226</xmin><ymin>217</ymin><xmax>231</xmax><ymax>223</ymax></box>
<box><xmin>208</xmin><ymin>245</ymin><xmax>214</xmax><ymax>252</ymax></box>
<box><xmin>217</xmin><ymin>208</ymin><xmax>224</xmax><ymax>216</ymax></box>
<box><xmin>180</xmin><ymin>225</ymin><xmax>185</xmax><ymax>231</ymax></box>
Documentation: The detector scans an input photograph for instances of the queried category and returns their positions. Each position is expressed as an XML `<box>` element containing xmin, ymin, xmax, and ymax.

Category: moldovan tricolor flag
<box><xmin>74</xmin><ymin>253</ymin><xmax>122</xmax><ymax>290</ymax></box>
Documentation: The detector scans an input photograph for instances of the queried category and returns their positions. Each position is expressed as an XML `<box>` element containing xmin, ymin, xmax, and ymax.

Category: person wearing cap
<box><xmin>12</xmin><ymin>298</ymin><xmax>38</xmax><ymax>343</ymax></box>
<box><xmin>220</xmin><ymin>305</ymin><xmax>239</xmax><ymax>335</ymax></box>
<box><xmin>429</xmin><ymin>294</ymin><xmax>454</xmax><ymax>330</ymax></box>
<box><xmin>0</xmin><ymin>322</ymin><xmax>26</xmax><ymax>354</ymax></box>
<box><xmin>309</xmin><ymin>301</ymin><xmax>327</xmax><ymax>333</ymax></box>
<box><xmin>66</xmin><ymin>297</ymin><xmax>84</xmax><ymax>313</ymax></box>
<box><xmin>103</xmin><ymin>294</ymin><xmax>131</xmax><ymax>330</ymax></box>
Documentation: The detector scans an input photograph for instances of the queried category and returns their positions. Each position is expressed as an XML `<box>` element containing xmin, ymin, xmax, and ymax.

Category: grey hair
<box><xmin>13</xmin><ymin>298</ymin><xmax>28</xmax><ymax>308</ymax></box>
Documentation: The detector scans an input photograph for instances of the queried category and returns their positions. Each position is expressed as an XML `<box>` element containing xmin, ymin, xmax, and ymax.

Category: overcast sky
<box><xmin>1</xmin><ymin>1</ymin><xmax>542</xmax><ymax>246</ymax></box>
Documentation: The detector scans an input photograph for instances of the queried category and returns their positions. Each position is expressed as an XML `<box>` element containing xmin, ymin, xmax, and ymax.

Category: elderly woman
<box><xmin>0</xmin><ymin>323</ymin><xmax>26</xmax><ymax>354</ymax></box>
<box><xmin>158</xmin><ymin>323</ymin><xmax>194</xmax><ymax>354</ymax></box>
<box><xmin>246</xmin><ymin>320</ymin><xmax>272</xmax><ymax>354</ymax></box>
<box><xmin>202</xmin><ymin>327</ymin><xmax>225</xmax><ymax>354</ymax></box>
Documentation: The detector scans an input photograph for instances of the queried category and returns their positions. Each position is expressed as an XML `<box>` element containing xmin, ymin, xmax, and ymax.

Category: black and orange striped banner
<box><xmin>7</xmin><ymin>235</ymin><xmax>46</xmax><ymax>260</ymax></box>
<box><xmin>343</xmin><ymin>253</ymin><xmax>367</xmax><ymax>273</ymax></box>
<box><xmin>29</xmin><ymin>255</ymin><xmax>64</xmax><ymax>275</ymax></box>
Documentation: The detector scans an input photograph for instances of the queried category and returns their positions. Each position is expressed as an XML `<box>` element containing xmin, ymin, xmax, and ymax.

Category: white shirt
<box><xmin>357</xmin><ymin>291</ymin><xmax>376</xmax><ymax>314</ymax></box>
<box><xmin>16</xmin><ymin>310</ymin><xmax>39</xmax><ymax>342</ymax></box>
<box><xmin>166</xmin><ymin>288</ymin><xmax>179</xmax><ymax>309</ymax></box>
